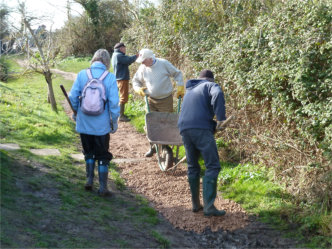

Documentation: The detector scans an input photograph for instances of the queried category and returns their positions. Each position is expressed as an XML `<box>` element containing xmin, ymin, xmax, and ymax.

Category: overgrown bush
<box><xmin>210</xmin><ymin>0</ymin><xmax>332</xmax><ymax>160</ymax></box>
<box><xmin>122</xmin><ymin>0</ymin><xmax>332</xmax><ymax>220</ymax></box>
<box><xmin>57</xmin><ymin>0</ymin><xmax>134</xmax><ymax>56</ymax></box>
<box><xmin>207</xmin><ymin>0</ymin><xmax>332</xmax><ymax>210</ymax></box>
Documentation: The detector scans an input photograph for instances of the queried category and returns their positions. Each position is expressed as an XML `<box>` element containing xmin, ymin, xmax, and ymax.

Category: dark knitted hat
<box><xmin>114</xmin><ymin>42</ymin><xmax>125</xmax><ymax>49</ymax></box>
<box><xmin>199</xmin><ymin>69</ymin><xmax>214</xmax><ymax>81</ymax></box>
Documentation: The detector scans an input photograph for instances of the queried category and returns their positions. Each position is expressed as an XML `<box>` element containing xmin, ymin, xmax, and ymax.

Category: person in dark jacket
<box><xmin>69</xmin><ymin>49</ymin><xmax>120</xmax><ymax>196</ymax></box>
<box><xmin>111</xmin><ymin>42</ymin><xmax>138</xmax><ymax>122</ymax></box>
<box><xmin>177</xmin><ymin>69</ymin><xmax>226</xmax><ymax>216</ymax></box>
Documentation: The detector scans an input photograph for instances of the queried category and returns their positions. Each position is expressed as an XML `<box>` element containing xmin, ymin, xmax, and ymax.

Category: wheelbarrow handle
<box><xmin>145</xmin><ymin>95</ymin><xmax>150</xmax><ymax>113</ymax></box>
<box><xmin>177</xmin><ymin>96</ymin><xmax>182</xmax><ymax>114</ymax></box>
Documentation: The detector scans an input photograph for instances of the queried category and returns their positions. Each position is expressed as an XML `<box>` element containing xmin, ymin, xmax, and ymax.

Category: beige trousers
<box><xmin>148</xmin><ymin>94</ymin><xmax>173</xmax><ymax>112</ymax></box>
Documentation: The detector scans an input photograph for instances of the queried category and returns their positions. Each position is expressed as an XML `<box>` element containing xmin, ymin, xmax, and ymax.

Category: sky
<box><xmin>5</xmin><ymin>0</ymin><xmax>84</xmax><ymax>30</ymax></box>
<box><xmin>4</xmin><ymin>0</ymin><xmax>160</xmax><ymax>31</ymax></box>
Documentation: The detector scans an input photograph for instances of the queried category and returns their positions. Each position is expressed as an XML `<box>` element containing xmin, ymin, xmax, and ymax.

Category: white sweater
<box><xmin>132</xmin><ymin>58</ymin><xmax>184</xmax><ymax>99</ymax></box>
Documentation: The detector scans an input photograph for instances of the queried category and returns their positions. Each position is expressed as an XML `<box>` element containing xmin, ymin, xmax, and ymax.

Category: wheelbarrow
<box><xmin>144</xmin><ymin>96</ymin><xmax>184</xmax><ymax>171</ymax></box>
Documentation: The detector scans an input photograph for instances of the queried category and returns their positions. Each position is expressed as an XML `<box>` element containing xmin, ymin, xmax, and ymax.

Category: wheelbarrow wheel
<box><xmin>156</xmin><ymin>145</ymin><xmax>173</xmax><ymax>171</ymax></box>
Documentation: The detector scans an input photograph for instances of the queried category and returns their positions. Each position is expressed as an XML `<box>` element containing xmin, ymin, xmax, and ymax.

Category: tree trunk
<box><xmin>19</xmin><ymin>2</ymin><xmax>58</xmax><ymax>113</ymax></box>
<box><xmin>44</xmin><ymin>70</ymin><xmax>57</xmax><ymax>112</ymax></box>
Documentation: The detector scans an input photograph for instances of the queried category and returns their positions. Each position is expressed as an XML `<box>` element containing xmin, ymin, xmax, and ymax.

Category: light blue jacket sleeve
<box><xmin>107</xmin><ymin>73</ymin><xmax>120</xmax><ymax>122</ymax></box>
<box><xmin>69</xmin><ymin>70</ymin><xmax>85</xmax><ymax>111</ymax></box>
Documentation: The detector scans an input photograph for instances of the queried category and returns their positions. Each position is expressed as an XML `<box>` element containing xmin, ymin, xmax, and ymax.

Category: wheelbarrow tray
<box><xmin>145</xmin><ymin>112</ymin><xmax>183</xmax><ymax>146</ymax></box>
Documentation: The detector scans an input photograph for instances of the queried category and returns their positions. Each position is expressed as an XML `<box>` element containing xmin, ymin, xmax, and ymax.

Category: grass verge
<box><xmin>55</xmin><ymin>56</ymin><xmax>92</xmax><ymax>73</ymax></box>
<box><xmin>218</xmin><ymin>163</ymin><xmax>332</xmax><ymax>248</ymax></box>
<box><xmin>0</xmin><ymin>56</ymin><xmax>171</xmax><ymax>248</ymax></box>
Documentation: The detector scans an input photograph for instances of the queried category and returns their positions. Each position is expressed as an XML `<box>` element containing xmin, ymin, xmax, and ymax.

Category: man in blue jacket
<box><xmin>178</xmin><ymin>69</ymin><xmax>226</xmax><ymax>216</ymax></box>
<box><xmin>111</xmin><ymin>42</ymin><xmax>138</xmax><ymax>122</ymax></box>
<box><xmin>69</xmin><ymin>49</ymin><xmax>120</xmax><ymax>196</ymax></box>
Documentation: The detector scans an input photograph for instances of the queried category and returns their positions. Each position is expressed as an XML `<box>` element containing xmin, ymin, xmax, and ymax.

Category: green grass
<box><xmin>125</xmin><ymin>94</ymin><xmax>146</xmax><ymax>133</ymax></box>
<box><xmin>218</xmin><ymin>163</ymin><xmax>332</xmax><ymax>248</ymax></box>
<box><xmin>6</xmin><ymin>54</ymin><xmax>25</xmax><ymax>73</ymax></box>
<box><xmin>151</xmin><ymin>230</ymin><xmax>171</xmax><ymax>248</ymax></box>
<box><xmin>0</xmin><ymin>72</ymin><xmax>77</xmax><ymax>154</ymax></box>
<box><xmin>0</xmin><ymin>57</ymin><xmax>170</xmax><ymax>248</ymax></box>
<box><xmin>56</xmin><ymin>56</ymin><xmax>92</xmax><ymax>73</ymax></box>
<box><xmin>56</xmin><ymin>56</ymin><xmax>115</xmax><ymax>74</ymax></box>
<box><xmin>109</xmin><ymin>162</ymin><xmax>126</xmax><ymax>189</ymax></box>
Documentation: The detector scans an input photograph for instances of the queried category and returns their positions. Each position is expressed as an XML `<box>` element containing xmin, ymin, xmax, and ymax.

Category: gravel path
<box><xmin>108</xmin><ymin>121</ymin><xmax>301</xmax><ymax>248</ymax></box>
<box><xmin>57</xmin><ymin>68</ymin><xmax>302</xmax><ymax>248</ymax></box>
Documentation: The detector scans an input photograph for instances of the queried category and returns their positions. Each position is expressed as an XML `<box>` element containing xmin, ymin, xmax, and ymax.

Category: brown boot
<box><xmin>119</xmin><ymin>104</ymin><xmax>131</xmax><ymax>122</ymax></box>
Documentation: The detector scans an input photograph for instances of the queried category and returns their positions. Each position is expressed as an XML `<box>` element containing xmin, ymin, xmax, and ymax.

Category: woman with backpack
<box><xmin>69</xmin><ymin>49</ymin><xmax>120</xmax><ymax>196</ymax></box>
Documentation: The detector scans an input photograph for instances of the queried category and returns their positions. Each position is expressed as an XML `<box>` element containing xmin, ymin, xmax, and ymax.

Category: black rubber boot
<box><xmin>188</xmin><ymin>177</ymin><xmax>203</xmax><ymax>212</ymax></box>
<box><xmin>119</xmin><ymin>104</ymin><xmax>130</xmax><ymax>122</ymax></box>
<box><xmin>203</xmin><ymin>176</ymin><xmax>226</xmax><ymax>216</ymax></box>
<box><xmin>85</xmin><ymin>159</ymin><xmax>95</xmax><ymax>190</ymax></box>
<box><xmin>97</xmin><ymin>163</ymin><xmax>111</xmax><ymax>197</ymax></box>
<box><xmin>145</xmin><ymin>144</ymin><xmax>156</xmax><ymax>157</ymax></box>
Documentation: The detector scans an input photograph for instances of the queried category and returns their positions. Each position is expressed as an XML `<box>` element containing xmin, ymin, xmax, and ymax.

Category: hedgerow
<box><xmin>209</xmin><ymin>1</ymin><xmax>332</xmax><ymax>160</ymax></box>
<box><xmin>122</xmin><ymin>0</ymin><xmax>332</xmax><ymax>232</ymax></box>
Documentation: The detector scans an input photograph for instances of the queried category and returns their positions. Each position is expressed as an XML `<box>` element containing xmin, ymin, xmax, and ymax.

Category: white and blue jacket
<box><xmin>69</xmin><ymin>62</ymin><xmax>120</xmax><ymax>135</ymax></box>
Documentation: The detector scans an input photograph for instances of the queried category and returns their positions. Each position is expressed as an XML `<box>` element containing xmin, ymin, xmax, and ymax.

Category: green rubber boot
<box><xmin>98</xmin><ymin>163</ymin><xmax>111</xmax><ymax>197</ymax></box>
<box><xmin>85</xmin><ymin>159</ymin><xmax>95</xmax><ymax>190</ymax></box>
<box><xmin>188</xmin><ymin>177</ymin><xmax>203</xmax><ymax>212</ymax></box>
<box><xmin>203</xmin><ymin>176</ymin><xmax>226</xmax><ymax>216</ymax></box>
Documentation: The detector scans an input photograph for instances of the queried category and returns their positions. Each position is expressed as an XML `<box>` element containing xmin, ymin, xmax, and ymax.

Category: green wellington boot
<box><xmin>98</xmin><ymin>163</ymin><xmax>112</xmax><ymax>197</ymax></box>
<box><xmin>85</xmin><ymin>159</ymin><xmax>95</xmax><ymax>190</ymax></box>
<box><xmin>188</xmin><ymin>177</ymin><xmax>203</xmax><ymax>212</ymax></box>
<box><xmin>203</xmin><ymin>176</ymin><xmax>226</xmax><ymax>216</ymax></box>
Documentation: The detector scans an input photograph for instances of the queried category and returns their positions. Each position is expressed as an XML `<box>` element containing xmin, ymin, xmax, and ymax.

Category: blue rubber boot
<box><xmin>203</xmin><ymin>176</ymin><xmax>226</xmax><ymax>216</ymax></box>
<box><xmin>85</xmin><ymin>159</ymin><xmax>95</xmax><ymax>190</ymax></box>
<box><xmin>98</xmin><ymin>162</ymin><xmax>111</xmax><ymax>197</ymax></box>
<box><xmin>188</xmin><ymin>177</ymin><xmax>203</xmax><ymax>212</ymax></box>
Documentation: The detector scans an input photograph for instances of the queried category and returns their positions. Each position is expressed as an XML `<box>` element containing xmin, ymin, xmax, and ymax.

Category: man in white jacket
<box><xmin>132</xmin><ymin>48</ymin><xmax>184</xmax><ymax>157</ymax></box>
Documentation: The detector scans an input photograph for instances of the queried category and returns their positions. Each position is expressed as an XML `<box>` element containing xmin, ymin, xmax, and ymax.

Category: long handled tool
<box><xmin>60</xmin><ymin>85</ymin><xmax>77</xmax><ymax>116</ymax></box>
<box><xmin>172</xmin><ymin>115</ymin><xmax>234</xmax><ymax>169</ymax></box>
<box><xmin>215</xmin><ymin>115</ymin><xmax>234</xmax><ymax>131</ymax></box>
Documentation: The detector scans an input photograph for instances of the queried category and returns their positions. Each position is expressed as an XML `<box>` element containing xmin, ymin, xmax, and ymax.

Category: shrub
<box><xmin>123</xmin><ymin>0</ymin><xmax>332</xmax><ymax>212</ymax></box>
<box><xmin>210</xmin><ymin>0</ymin><xmax>332</xmax><ymax>159</ymax></box>
<box><xmin>0</xmin><ymin>56</ymin><xmax>9</xmax><ymax>82</ymax></box>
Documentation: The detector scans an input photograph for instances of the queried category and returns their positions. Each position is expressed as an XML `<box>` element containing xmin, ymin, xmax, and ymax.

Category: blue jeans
<box><xmin>181</xmin><ymin>129</ymin><xmax>220</xmax><ymax>179</ymax></box>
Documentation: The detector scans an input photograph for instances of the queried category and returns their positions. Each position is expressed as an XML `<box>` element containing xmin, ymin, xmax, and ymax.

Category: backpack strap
<box><xmin>98</xmin><ymin>70</ymin><xmax>109</xmax><ymax>81</ymax></box>
<box><xmin>86</xmin><ymin>68</ymin><xmax>93</xmax><ymax>80</ymax></box>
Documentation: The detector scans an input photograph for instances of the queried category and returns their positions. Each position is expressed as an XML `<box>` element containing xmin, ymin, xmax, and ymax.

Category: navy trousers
<box><xmin>181</xmin><ymin>129</ymin><xmax>220</xmax><ymax>179</ymax></box>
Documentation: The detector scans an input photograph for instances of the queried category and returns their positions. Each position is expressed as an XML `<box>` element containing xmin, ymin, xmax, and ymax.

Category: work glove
<box><xmin>72</xmin><ymin>113</ymin><xmax>76</xmax><ymax>121</ymax></box>
<box><xmin>110</xmin><ymin>119</ymin><xmax>118</xmax><ymax>134</ymax></box>
<box><xmin>176</xmin><ymin>86</ymin><xmax>184</xmax><ymax>98</ymax></box>
<box><xmin>136</xmin><ymin>87</ymin><xmax>147</xmax><ymax>97</ymax></box>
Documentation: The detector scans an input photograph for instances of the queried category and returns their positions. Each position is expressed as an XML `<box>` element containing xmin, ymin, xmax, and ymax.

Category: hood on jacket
<box><xmin>185</xmin><ymin>79</ymin><xmax>210</xmax><ymax>89</ymax></box>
